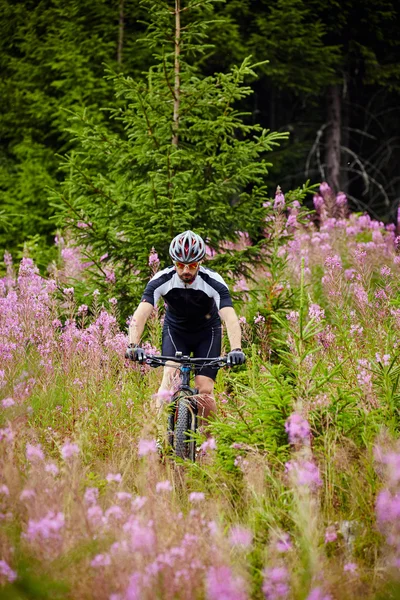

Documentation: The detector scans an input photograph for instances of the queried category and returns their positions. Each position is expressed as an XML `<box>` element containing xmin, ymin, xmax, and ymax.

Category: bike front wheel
<box><xmin>173</xmin><ymin>392</ymin><xmax>197</xmax><ymax>461</ymax></box>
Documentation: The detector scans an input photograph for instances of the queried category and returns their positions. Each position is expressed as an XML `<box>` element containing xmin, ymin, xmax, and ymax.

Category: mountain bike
<box><xmin>143</xmin><ymin>352</ymin><xmax>228</xmax><ymax>461</ymax></box>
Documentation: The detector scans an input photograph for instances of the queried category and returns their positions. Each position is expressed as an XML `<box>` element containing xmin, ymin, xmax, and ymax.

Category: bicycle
<box><xmin>141</xmin><ymin>352</ymin><xmax>229</xmax><ymax>461</ymax></box>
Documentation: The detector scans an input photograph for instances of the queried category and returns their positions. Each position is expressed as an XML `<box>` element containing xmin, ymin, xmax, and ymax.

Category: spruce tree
<box><xmin>54</xmin><ymin>0</ymin><xmax>293</xmax><ymax>313</ymax></box>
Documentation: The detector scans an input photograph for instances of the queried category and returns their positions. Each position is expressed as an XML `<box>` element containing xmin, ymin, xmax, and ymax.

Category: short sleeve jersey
<box><xmin>141</xmin><ymin>265</ymin><xmax>233</xmax><ymax>331</ymax></box>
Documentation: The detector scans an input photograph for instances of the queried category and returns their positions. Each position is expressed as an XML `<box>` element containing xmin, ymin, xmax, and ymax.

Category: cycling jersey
<box><xmin>141</xmin><ymin>265</ymin><xmax>233</xmax><ymax>331</ymax></box>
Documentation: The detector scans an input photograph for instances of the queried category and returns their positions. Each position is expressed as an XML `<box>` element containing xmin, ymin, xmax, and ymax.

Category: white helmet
<box><xmin>169</xmin><ymin>230</ymin><xmax>206</xmax><ymax>263</ymax></box>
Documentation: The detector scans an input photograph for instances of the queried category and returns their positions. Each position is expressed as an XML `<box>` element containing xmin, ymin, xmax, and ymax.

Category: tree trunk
<box><xmin>325</xmin><ymin>84</ymin><xmax>341</xmax><ymax>192</ymax></box>
<box><xmin>117</xmin><ymin>0</ymin><xmax>124</xmax><ymax>66</ymax></box>
<box><xmin>172</xmin><ymin>0</ymin><xmax>181</xmax><ymax>146</ymax></box>
<box><xmin>341</xmin><ymin>75</ymin><xmax>349</xmax><ymax>194</ymax></box>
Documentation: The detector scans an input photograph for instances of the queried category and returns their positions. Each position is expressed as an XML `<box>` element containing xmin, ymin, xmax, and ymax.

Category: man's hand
<box><xmin>125</xmin><ymin>344</ymin><xmax>146</xmax><ymax>363</ymax></box>
<box><xmin>227</xmin><ymin>348</ymin><xmax>246</xmax><ymax>366</ymax></box>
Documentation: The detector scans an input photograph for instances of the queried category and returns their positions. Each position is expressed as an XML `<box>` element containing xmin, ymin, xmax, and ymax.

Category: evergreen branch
<box><xmin>72</xmin><ymin>163</ymin><xmax>119</xmax><ymax>207</ymax></box>
<box><xmin>180</xmin><ymin>1</ymin><xmax>213</xmax><ymax>13</ymax></box>
<box><xmin>136</xmin><ymin>91</ymin><xmax>160</xmax><ymax>149</ymax></box>
<box><xmin>58</xmin><ymin>193</ymin><xmax>96</xmax><ymax>232</ymax></box>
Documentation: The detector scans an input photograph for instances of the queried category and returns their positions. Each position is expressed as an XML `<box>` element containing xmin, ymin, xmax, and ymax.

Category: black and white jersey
<box><xmin>141</xmin><ymin>266</ymin><xmax>233</xmax><ymax>331</ymax></box>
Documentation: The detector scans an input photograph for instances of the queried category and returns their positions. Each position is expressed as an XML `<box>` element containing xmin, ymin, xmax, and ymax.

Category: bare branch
<box><xmin>305</xmin><ymin>123</ymin><xmax>328</xmax><ymax>180</ymax></box>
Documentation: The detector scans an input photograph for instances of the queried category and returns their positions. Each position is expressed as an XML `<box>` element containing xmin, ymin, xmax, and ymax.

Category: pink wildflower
<box><xmin>0</xmin><ymin>559</ymin><xmax>17</xmax><ymax>583</ymax></box>
<box><xmin>229</xmin><ymin>525</ymin><xmax>253</xmax><ymax>549</ymax></box>
<box><xmin>308</xmin><ymin>304</ymin><xmax>325</xmax><ymax>321</ymax></box>
<box><xmin>45</xmin><ymin>462</ymin><xmax>59</xmax><ymax>476</ymax></box>
<box><xmin>189</xmin><ymin>492</ymin><xmax>205</xmax><ymax>503</ymax></box>
<box><xmin>206</xmin><ymin>565</ymin><xmax>247</xmax><ymax>600</ymax></box>
<box><xmin>324</xmin><ymin>255</ymin><xmax>342</xmax><ymax>269</ymax></box>
<box><xmin>306</xmin><ymin>588</ymin><xmax>332</xmax><ymax>600</ymax></box>
<box><xmin>26</xmin><ymin>443</ymin><xmax>44</xmax><ymax>462</ymax></box>
<box><xmin>25</xmin><ymin>511</ymin><xmax>65</xmax><ymax>542</ymax></box>
<box><xmin>138</xmin><ymin>438</ymin><xmax>157</xmax><ymax>457</ymax></box>
<box><xmin>20</xmin><ymin>489</ymin><xmax>36</xmax><ymax>501</ymax></box>
<box><xmin>152</xmin><ymin>389</ymin><xmax>173</xmax><ymax>404</ymax></box>
<box><xmin>125</xmin><ymin>572</ymin><xmax>143</xmax><ymax>600</ymax></box>
<box><xmin>116</xmin><ymin>491</ymin><xmax>132</xmax><ymax>502</ymax></box>
<box><xmin>274</xmin><ymin>190</ymin><xmax>285</xmax><ymax>210</ymax></box>
<box><xmin>105</xmin><ymin>269</ymin><xmax>115</xmax><ymax>283</ymax></box>
<box><xmin>91</xmin><ymin>553</ymin><xmax>111</xmax><ymax>567</ymax></box>
<box><xmin>324</xmin><ymin>526</ymin><xmax>337</xmax><ymax>543</ymax></box>
<box><xmin>84</xmin><ymin>487</ymin><xmax>99</xmax><ymax>505</ymax></box>
<box><xmin>1</xmin><ymin>397</ymin><xmax>15</xmax><ymax>408</ymax></box>
<box><xmin>344</xmin><ymin>562</ymin><xmax>358</xmax><ymax>573</ymax></box>
<box><xmin>336</xmin><ymin>192</ymin><xmax>347</xmax><ymax>206</ymax></box>
<box><xmin>286</xmin><ymin>311</ymin><xmax>299</xmax><ymax>323</ymax></box>
<box><xmin>148</xmin><ymin>248</ymin><xmax>160</xmax><ymax>266</ymax></box>
<box><xmin>0</xmin><ymin>484</ymin><xmax>9</xmax><ymax>496</ymax></box>
<box><xmin>234</xmin><ymin>278</ymin><xmax>250</xmax><ymax>292</ymax></box>
<box><xmin>200</xmin><ymin>438</ymin><xmax>217</xmax><ymax>452</ymax></box>
<box><xmin>156</xmin><ymin>480</ymin><xmax>173</xmax><ymax>493</ymax></box>
<box><xmin>313</xmin><ymin>195</ymin><xmax>324</xmax><ymax>210</ymax></box>
<box><xmin>320</xmin><ymin>182</ymin><xmax>331</xmax><ymax>194</ymax></box>
<box><xmin>87</xmin><ymin>505</ymin><xmax>104</xmax><ymax>527</ymax></box>
<box><xmin>285</xmin><ymin>413</ymin><xmax>310</xmax><ymax>445</ymax></box>
<box><xmin>285</xmin><ymin>459</ymin><xmax>322</xmax><ymax>489</ymax></box>
<box><xmin>286</xmin><ymin>214</ymin><xmax>297</xmax><ymax>228</ymax></box>
<box><xmin>276</xmin><ymin>533</ymin><xmax>292</xmax><ymax>553</ymax></box>
<box><xmin>105</xmin><ymin>505</ymin><xmax>124</xmax><ymax>522</ymax></box>
<box><xmin>60</xmin><ymin>442</ymin><xmax>79</xmax><ymax>460</ymax></box>
<box><xmin>106</xmin><ymin>473</ymin><xmax>122</xmax><ymax>483</ymax></box>
<box><xmin>239</xmin><ymin>316</ymin><xmax>247</xmax><ymax>324</ymax></box>
<box><xmin>262</xmin><ymin>566</ymin><xmax>290</xmax><ymax>599</ymax></box>
<box><xmin>0</xmin><ymin>426</ymin><xmax>14</xmax><ymax>443</ymax></box>
<box><xmin>127</xmin><ymin>521</ymin><xmax>156</xmax><ymax>552</ymax></box>
<box><xmin>254</xmin><ymin>313</ymin><xmax>265</xmax><ymax>324</ymax></box>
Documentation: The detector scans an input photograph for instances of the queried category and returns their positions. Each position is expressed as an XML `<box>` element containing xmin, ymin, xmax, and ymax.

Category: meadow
<box><xmin>1</xmin><ymin>185</ymin><xmax>400</xmax><ymax>599</ymax></box>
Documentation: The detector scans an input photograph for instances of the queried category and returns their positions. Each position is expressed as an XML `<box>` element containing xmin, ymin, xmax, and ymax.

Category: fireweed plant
<box><xmin>1</xmin><ymin>185</ymin><xmax>400</xmax><ymax>598</ymax></box>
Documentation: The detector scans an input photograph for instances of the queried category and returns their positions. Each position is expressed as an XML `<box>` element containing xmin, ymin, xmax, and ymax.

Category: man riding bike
<box><xmin>126</xmin><ymin>230</ymin><xmax>246</xmax><ymax>420</ymax></box>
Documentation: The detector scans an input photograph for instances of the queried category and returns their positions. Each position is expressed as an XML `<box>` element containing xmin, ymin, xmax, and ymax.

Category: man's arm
<box><xmin>128</xmin><ymin>301</ymin><xmax>154</xmax><ymax>345</ymax></box>
<box><xmin>219</xmin><ymin>306</ymin><xmax>242</xmax><ymax>350</ymax></box>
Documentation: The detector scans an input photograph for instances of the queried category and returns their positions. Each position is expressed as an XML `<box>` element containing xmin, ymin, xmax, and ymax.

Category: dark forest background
<box><xmin>1</xmin><ymin>0</ymin><xmax>400</xmax><ymax>260</ymax></box>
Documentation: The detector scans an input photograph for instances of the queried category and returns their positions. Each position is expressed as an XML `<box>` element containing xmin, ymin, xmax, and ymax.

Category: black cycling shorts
<box><xmin>161</xmin><ymin>323</ymin><xmax>222</xmax><ymax>381</ymax></box>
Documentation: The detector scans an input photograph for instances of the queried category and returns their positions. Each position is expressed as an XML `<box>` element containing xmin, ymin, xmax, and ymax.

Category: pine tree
<box><xmin>0</xmin><ymin>0</ymin><xmax>149</xmax><ymax>259</ymax></box>
<box><xmin>54</xmin><ymin>0</ymin><xmax>293</xmax><ymax>314</ymax></box>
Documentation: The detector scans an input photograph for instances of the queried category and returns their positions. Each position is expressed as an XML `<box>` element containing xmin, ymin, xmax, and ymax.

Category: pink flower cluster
<box><xmin>375</xmin><ymin>444</ymin><xmax>400</xmax><ymax>565</ymax></box>
<box><xmin>285</xmin><ymin>413</ymin><xmax>311</xmax><ymax>445</ymax></box>
<box><xmin>285</xmin><ymin>459</ymin><xmax>322</xmax><ymax>490</ymax></box>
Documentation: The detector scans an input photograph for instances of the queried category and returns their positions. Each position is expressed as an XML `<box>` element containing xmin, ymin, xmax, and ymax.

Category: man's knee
<box><xmin>195</xmin><ymin>375</ymin><xmax>215</xmax><ymax>395</ymax></box>
<box><xmin>195</xmin><ymin>376</ymin><xmax>216</xmax><ymax>418</ymax></box>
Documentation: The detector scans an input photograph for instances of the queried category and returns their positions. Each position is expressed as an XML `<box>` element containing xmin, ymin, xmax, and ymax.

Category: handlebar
<box><xmin>143</xmin><ymin>354</ymin><xmax>228</xmax><ymax>368</ymax></box>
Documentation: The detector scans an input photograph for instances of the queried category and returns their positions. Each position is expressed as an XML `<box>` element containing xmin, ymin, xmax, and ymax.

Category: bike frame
<box><xmin>143</xmin><ymin>353</ymin><xmax>227</xmax><ymax>460</ymax></box>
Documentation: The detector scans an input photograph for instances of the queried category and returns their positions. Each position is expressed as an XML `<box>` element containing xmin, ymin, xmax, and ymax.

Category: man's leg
<box><xmin>155</xmin><ymin>325</ymin><xmax>188</xmax><ymax>411</ymax></box>
<box><xmin>192</xmin><ymin>324</ymin><xmax>221</xmax><ymax>421</ymax></box>
<box><xmin>155</xmin><ymin>362</ymin><xmax>179</xmax><ymax>411</ymax></box>
<box><xmin>194</xmin><ymin>374</ymin><xmax>217</xmax><ymax>421</ymax></box>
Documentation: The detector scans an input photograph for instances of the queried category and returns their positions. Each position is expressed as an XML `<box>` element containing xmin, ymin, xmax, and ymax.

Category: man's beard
<box><xmin>179</xmin><ymin>272</ymin><xmax>197</xmax><ymax>284</ymax></box>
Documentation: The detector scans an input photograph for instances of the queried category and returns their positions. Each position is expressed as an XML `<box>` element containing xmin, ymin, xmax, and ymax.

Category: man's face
<box><xmin>175</xmin><ymin>261</ymin><xmax>200</xmax><ymax>284</ymax></box>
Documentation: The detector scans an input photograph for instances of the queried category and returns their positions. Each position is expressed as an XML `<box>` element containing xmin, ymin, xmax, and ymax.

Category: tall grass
<box><xmin>1</xmin><ymin>185</ymin><xmax>400</xmax><ymax>598</ymax></box>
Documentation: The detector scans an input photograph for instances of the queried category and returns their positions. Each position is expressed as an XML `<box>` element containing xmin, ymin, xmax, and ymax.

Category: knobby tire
<box><xmin>173</xmin><ymin>392</ymin><xmax>197</xmax><ymax>461</ymax></box>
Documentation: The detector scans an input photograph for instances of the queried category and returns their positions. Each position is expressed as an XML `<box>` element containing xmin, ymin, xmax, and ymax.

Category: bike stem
<box><xmin>180</xmin><ymin>366</ymin><xmax>191</xmax><ymax>387</ymax></box>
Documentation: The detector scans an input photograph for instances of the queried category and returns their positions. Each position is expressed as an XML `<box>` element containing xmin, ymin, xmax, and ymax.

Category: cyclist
<box><xmin>126</xmin><ymin>230</ymin><xmax>246</xmax><ymax>420</ymax></box>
